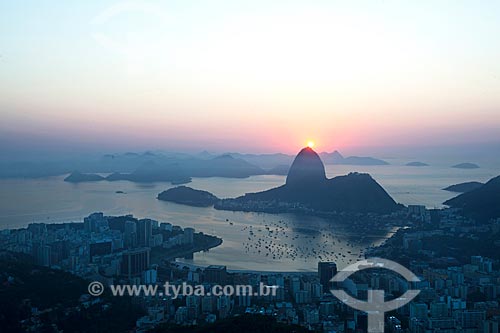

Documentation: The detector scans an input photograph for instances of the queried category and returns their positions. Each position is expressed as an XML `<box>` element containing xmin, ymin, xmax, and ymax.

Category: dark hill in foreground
<box><xmin>215</xmin><ymin>147</ymin><xmax>399</xmax><ymax>214</ymax></box>
<box><xmin>444</xmin><ymin>175</ymin><xmax>500</xmax><ymax>221</ymax></box>
<box><xmin>0</xmin><ymin>251</ymin><xmax>142</xmax><ymax>332</ymax></box>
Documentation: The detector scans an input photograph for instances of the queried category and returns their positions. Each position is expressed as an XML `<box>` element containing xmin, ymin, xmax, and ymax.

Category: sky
<box><xmin>1</xmin><ymin>0</ymin><xmax>500</xmax><ymax>154</ymax></box>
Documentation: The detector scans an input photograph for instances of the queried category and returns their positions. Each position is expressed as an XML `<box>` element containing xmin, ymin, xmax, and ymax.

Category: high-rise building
<box><xmin>49</xmin><ymin>240</ymin><xmax>70</xmax><ymax>265</ymax></box>
<box><xmin>294</xmin><ymin>290</ymin><xmax>311</xmax><ymax>304</ymax></box>
<box><xmin>303</xmin><ymin>307</ymin><xmax>319</xmax><ymax>325</ymax></box>
<box><xmin>319</xmin><ymin>302</ymin><xmax>335</xmax><ymax>317</ymax></box>
<box><xmin>121</xmin><ymin>248</ymin><xmax>150</xmax><ymax>278</ymax></box>
<box><xmin>183</xmin><ymin>227</ymin><xmax>194</xmax><ymax>245</ymax></box>
<box><xmin>410</xmin><ymin>302</ymin><xmax>428</xmax><ymax>321</ymax></box>
<box><xmin>89</xmin><ymin>241</ymin><xmax>112</xmax><ymax>260</ymax></box>
<box><xmin>142</xmin><ymin>268</ymin><xmax>157</xmax><ymax>284</ymax></box>
<box><xmin>137</xmin><ymin>219</ymin><xmax>153</xmax><ymax>247</ymax></box>
<box><xmin>201</xmin><ymin>296</ymin><xmax>215</xmax><ymax>313</ymax></box>
<box><xmin>160</xmin><ymin>222</ymin><xmax>173</xmax><ymax>231</ymax></box>
<box><xmin>318</xmin><ymin>262</ymin><xmax>337</xmax><ymax>291</ymax></box>
<box><xmin>84</xmin><ymin>212</ymin><xmax>107</xmax><ymax>233</ymax></box>
<box><xmin>311</xmin><ymin>282</ymin><xmax>323</xmax><ymax>300</ymax></box>
<box><xmin>27</xmin><ymin>223</ymin><xmax>47</xmax><ymax>237</ymax></box>
<box><xmin>430</xmin><ymin>302</ymin><xmax>448</xmax><ymax>318</ymax></box>
<box><xmin>483</xmin><ymin>319</ymin><xmax>500</xmax><ymax>333</ymax></box>
<box><xmin>174</xmin><ymin>307</ymin><xmax>188</xmax><ymax>324</ymax></box>
<box><xmin>454</xmin><ymin>310</ymin><xmax>486</xmax><ymax>329</ymax></box>
<box><xmin>290</xmin><ymin>277</ymin><xmax>301</xmax><ymax>295</ymax></box>
<box><xmin>33</xmin><ymin>243</ymin><xmax>51</xmax><ymax>266</ymax></box>
<box><xmin>124</xmin><ymin>221</ymin><xmax>137</xmax><ymax>248</ymax></box>
<box><xmin>204</xmin><ymin>265</ymin><xmax>227</xmax><ymax>284</ymax></box>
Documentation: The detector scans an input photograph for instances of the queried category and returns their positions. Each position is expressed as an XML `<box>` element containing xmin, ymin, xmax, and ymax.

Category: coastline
<box><xmin>171</xmin><ymin>260</ymin><xmax>318</xmax><ymax>275</ymax></box>
<box><xmin>151</xmin><ymin>233</ymin><xmax>223</xmax><ymax>264</ymax></box>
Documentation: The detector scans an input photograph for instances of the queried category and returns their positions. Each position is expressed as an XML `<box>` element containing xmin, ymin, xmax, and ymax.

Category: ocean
<box><xmin>0</xmin><ymin>162</ymin><xmax>497</xmax><ymax>271</ymax></box>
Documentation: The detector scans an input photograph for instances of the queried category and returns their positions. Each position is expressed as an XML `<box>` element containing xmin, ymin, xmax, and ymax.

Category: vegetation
<box><xmin>0</xmin><ymin>251</ymin><xmax>143</xmax><ymax>332</ymax></box>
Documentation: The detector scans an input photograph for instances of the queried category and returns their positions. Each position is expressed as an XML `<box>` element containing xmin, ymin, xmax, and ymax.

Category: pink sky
<box><xmin>1</xmin><ymin>1</ymin><xmax>499</xmax><ymax>154</ymax></box>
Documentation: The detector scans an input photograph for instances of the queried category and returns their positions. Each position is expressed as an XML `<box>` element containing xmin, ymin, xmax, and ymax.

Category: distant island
<box><xmin>63</xmin><ymin>154</ymin><xmax>270</xmax><ymax>183</ymax></box>
<box><xmin>443</xmin><ymin>181</ymin><xmax>484</xmax><ymax>193</ymax></box>
<box><xmin>215</xmin><ymin>147</ymin><xmax>400</xmax><ymax>214</ymax></box>
<box><xmin>171</xmin><ymin>177</ymin><xmax>192</xmax><ymax>185</ymax></box>
<box><xmin>157</xmin><ymin>186</ymin><xmax>219</xmax><ymax>207</ymax></box>
<box><xmin>64</xmin><ymin>171</ymin><xmax>104</xmax><ymax>182</ymax></box>
<box><xmin>452</xmin><ymin>163</ymin><xmax>480</xmax><ymax>169</ymax></box>
<box><xmin>406</xmin><ymin>161</ymin><xmax>429</xmax><ymax>167</ymax></box>
<box><xmin>444</xmin><ymin>175</ymin><xmax>500</xmax><ymax>221</ymax></box>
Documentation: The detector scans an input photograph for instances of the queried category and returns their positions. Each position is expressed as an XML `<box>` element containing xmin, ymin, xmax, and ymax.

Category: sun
<box><xmin>307</xmin><ymin>141</ymin><xmax>315</xmax><ymax>148</ymax></box>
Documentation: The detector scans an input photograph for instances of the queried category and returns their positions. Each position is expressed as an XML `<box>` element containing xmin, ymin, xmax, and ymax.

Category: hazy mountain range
<box><xmin>0</xmin><ymin>149</ymin><xmax>393</xmax><ymax>181</ymax></box>
<box><xmin>0</xmin><ymin>148</ymin><xmax>486</xmax><ymax>182</ymax></box>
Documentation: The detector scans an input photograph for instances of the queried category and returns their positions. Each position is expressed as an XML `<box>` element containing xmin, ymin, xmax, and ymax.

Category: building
<box><xmin>290</xmin><ymin>277</ymin><xmax>301</xmax><ymax>295</ymax></box>
<box><xmin>204</xmin><ymin>265</ymin><xmax>227</xmax><ymax>284</ymax></box>
<box><xmin>137</xmin><ymin>219</ymin><xmax>153</xmax><ymax>247</ymax></box>
<box><xmin>318</xmin><ymin>262</ymin><xmax>337</xmax><ymax>291</ymax></box>
<box><xmin>124</xmin><ymin>221</ymin><xmax>137</xmax><ymax>248</ymax></box>
<box><xmin>84</xmin><ymin>212</ymin><xmax>106</xmax><ymax>233</ymax></box>
<box><xmin>410</xmin><ymin>302</ymin><xmax>428</xmax><ymax>321</ymax></box>
<box><xmin>408</xmin><ymin>205</ymin><xmax>426</xmax><ymax>216</ymax></box>
<box><xmin>429</xmin><ymin>302</ymin><xmax>448</xmax><ymax>318</ymax></box>
<box><xmin>160</xmin><ymin>222</ymin><xmax>172</xmax><ymax>231</ymax></box>
<box><xmin>183</xmin><ymin>227</ymin><xmax>194</xmax><ymax>245</ymax></box>
<box><xmin>142</xmin><ymin>268</ymin><xmax>157</xmax><ymax>284</ymax></box>
<box><xmin>201</xmin><ymin>296</ymin><xmax>215</xmax><ymax>313</ymax></box>
<box><xmin>89</xmin><ymin>241</ymin><xmax>112</xmax><ymax>259</ymax></box>
<box><xmin>121</xmin><ymin>248</ymin><xmax>150</xmax><ymax>278</ymax></box>
<box><xmin>33</xmin><ymin>243</ymin><xmax>51</xmax><ymax>266</ymax></box>
<box><xmin>454</xmin><ymin>310</ymin><xmax>486</xmax><ymax>329</ymax></box>
<box><xmin>483</xmin><ymin>319</ymin><xmax>500</xmax><ymax>333</ymax></box>
<box><xmin>294</xmin><ymin>290</ymin><xmax>311</xmax><ymax>304</ymax></box>
<box><xmin>303</xmin><ymin>307</ymin><xmax>319</xmax><ymax>325</ymax></box>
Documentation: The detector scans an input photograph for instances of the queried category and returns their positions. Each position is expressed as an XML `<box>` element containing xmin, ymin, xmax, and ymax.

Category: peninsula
<box><xmin>215</xmin><ymin>147</ymin><xmax>400</xmax><ymax>214</ymax></box>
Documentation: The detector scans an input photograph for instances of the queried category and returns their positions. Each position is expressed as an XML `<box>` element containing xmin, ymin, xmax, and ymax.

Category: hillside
<box><xmin>444</xmin><ymin>175</ymin><xmax>500</xmax><ymax>221</ymax></box>
<box><xmin>443</xmin><ymin>181</ymin><xmax>484</xmax><ymax>193</ymax></box>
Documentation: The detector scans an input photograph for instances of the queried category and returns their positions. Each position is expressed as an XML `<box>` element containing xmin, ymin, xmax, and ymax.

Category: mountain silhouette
<box><xmin>444</xmin><ymin>175</ymin><xmax>500</xmax><ymax>221</ymax></box>
<box><xmin>286</xmin><ymin>147</ymin><xmax>327</xmax><ymax>187</ymax></box>
<box><xmin>216</xmin><ymin>147</ymin><xmax>399</xmax><ymax>214</ymax></box>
